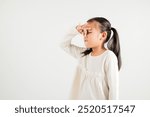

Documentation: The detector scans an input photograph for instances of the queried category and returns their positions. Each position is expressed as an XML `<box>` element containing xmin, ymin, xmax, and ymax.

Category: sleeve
<box><xmin>60</xmin><ymin>27</ymin><xmax>86</xmax><ymax>59</ymax></box>
<box><xmin>105</xmin><ymin>52</ymin><xmax>119</xmax><ymax>100</ymax></box>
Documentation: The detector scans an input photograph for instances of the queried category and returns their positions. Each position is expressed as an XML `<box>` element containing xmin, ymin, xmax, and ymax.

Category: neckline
<box><xmin>89</xmin><ymin>49</ymin><xmax>109</xmax><ymax>58</ymax></box>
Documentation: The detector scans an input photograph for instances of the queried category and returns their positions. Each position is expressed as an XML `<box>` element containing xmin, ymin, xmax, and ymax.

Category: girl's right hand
<box><xmin>76</xmin><ymin>24</ymin><xmax>84</xmax><ymax>34</ymax></box>
<box><xmin>76</xmin><ymin>24</ymin><xmax>91</xmax><ymax>37</ymax></box>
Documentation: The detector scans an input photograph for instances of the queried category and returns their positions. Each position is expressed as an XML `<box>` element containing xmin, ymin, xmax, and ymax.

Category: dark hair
<box><xmin>81</xmin><ymin>17</ymin><xmax>122</xmax><ymax>70</ymax></box>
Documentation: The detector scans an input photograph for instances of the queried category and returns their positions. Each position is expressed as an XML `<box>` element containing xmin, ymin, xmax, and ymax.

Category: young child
<box><xmin>60</xmin><ymin>17</ymin><xmax>121</xmax><ymax>100</ymax></box>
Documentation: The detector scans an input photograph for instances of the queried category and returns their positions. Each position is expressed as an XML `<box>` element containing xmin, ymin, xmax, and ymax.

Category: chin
<box><xmin>85</xmin><ymin>45</ymin><xmax>90</xmax><ymax>48</ymax></box>
<box><xmin>84</xmin><ymin>43</ymin><xmax>90</xmax><ymax>48</ymax></box>
<box><xmin>85</xmin><ymin>44</ymin><xmax>93</xmax><ymax>48</ymax></box>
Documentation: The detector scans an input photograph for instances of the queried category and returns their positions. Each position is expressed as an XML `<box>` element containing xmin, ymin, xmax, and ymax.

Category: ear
<box><xmin>101</xmin><ymin>31</ymin><xmax>107</xmax><ymax>40</ymax></box>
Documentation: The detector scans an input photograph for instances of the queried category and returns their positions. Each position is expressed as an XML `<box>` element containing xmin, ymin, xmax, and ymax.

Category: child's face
<box><xmin>83</xmin><ymin>21</ymin><xmax>103</xmax><ymax>48</ymax></box>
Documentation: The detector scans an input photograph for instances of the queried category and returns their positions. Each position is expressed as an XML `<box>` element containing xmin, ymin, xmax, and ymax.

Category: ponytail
<box><xmin>107</xmin><ymin>27</ymin><xmax>122</xmax><ymax>70</ymax></box>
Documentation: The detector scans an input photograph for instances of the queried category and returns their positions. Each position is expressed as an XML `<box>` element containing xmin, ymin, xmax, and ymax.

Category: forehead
<box><xmin>86</xmin><ymin>21</ymin><xmax>100</xmax><ymax>30</ymax></box>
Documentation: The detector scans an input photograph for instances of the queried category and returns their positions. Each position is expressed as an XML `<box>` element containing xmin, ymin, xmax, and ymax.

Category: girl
<box><xmin>60</xmin><ymin>17</ymin><xmax>121</xmax><ymax>100</ymax></box>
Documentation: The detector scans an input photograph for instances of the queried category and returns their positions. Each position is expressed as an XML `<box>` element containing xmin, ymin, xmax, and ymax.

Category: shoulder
<box><xmin>104</xmin><ymin>50</ymin><xmax>118</xmax><ymax>71</ymax></box>
<box><xmin>105</xmin><ymin>50</ymin><xmax>118</xmax><ymax>63</ymax></box>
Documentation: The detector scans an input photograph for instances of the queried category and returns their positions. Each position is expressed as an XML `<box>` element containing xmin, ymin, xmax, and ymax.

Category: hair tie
<box><xmin>109</xmin><ymin>27</ymin><xmax>112</xmax><ymax>31</ymax></box>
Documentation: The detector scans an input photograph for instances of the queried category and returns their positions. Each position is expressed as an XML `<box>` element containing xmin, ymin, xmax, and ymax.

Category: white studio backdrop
<box><xmin>0</xmin><ymin>0</ymin><xmax>150</xmax><ymax>99</ymax></box>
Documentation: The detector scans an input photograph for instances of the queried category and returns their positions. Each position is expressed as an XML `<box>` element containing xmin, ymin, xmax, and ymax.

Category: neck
<box><xmin>91</xmin><ymin>45</ymin><xmax>106</xmax><ymax>56</ymax></box>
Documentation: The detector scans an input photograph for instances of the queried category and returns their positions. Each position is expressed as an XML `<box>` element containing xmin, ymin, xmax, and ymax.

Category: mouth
<box><xmin>84</xmin><ymin>38</ymin><xmax>88</xmax><ymax>42</ymax></box>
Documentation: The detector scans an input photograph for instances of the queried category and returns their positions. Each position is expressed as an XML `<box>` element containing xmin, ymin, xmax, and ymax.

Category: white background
<box><xmin>0</xmin><ymin>0</ymin><xmax>150</xmax><ymax>99</ymax></box>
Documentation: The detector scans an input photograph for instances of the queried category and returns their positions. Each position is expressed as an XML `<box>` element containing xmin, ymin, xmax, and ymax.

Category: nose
<box><xmin>83</xmin><ymin>32</ymin><xmax>87</xmax><ymax>38</ymax></box>
<box><xmin>82</xmin><ymin>28</ymin><xmax>87</xmax><ymax>37</ymax></box>
<box><xmin>83</xmin><ymin>34</ymin><xmax>86</xmax><ymax>38</ymax></box>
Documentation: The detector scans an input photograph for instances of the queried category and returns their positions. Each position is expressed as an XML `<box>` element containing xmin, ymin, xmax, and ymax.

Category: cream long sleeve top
<box><xmin>60</xmin><ymin>27</ymin><xmax>119</xmax><ymax>100</ymax></box>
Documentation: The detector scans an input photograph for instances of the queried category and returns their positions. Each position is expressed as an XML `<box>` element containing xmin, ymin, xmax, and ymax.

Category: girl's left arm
<box><xmin>105</xmin><ymin>52</ymin><xmax>119</xmax><ymax>100</ymax></box>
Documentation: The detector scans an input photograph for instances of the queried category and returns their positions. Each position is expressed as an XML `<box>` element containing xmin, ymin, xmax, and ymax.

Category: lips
<box><xmin>84</xmin><ymin>38</ymin><xmax>88</xmax><ymax>42</ymax></box>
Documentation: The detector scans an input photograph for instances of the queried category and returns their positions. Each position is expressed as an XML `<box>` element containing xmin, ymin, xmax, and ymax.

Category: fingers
<box><xmin>82</xmin><ymin>27</ymin><xmax>92</xmax><ymax>37</ymax></box>
<box><xmin>76</xmin><ymin>25</ymin><xmax>83</xmax><ymax>34</ymax></box>
<box><xmin>83</xmin><ymin>28</ymin><xmax>87</xmax><ymax>37</ymax></box>
<box><xmin>76</xmin><ymin>23</ymin><xmax>91</xmax><ymax>37</ymax></box>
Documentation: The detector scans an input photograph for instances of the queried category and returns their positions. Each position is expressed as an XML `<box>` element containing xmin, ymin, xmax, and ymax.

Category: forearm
<box><xmin>60</xmin><ymin>27</ymin><xmax>86</xmax><ymax>59</ymax></box>
<box><xmin>60</xmin><ymin>27</ymin><xmax>79</xmax><ymax>50</ymax></box>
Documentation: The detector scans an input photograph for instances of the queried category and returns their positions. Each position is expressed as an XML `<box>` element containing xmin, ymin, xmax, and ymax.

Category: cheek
<box><xmin>88</xmin><ymin>34</ymin><xmax>99</xmax><ymax>43</ymax></box>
